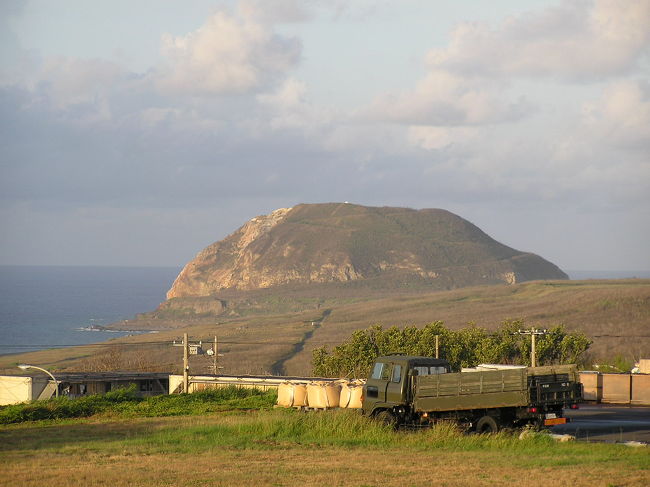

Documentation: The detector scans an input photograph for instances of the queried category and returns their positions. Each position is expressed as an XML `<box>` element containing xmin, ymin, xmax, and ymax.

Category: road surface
<box><xmin>551</xmin><ymin>404</ymin><xmax>650</xmax><ymax>443</ymax></box>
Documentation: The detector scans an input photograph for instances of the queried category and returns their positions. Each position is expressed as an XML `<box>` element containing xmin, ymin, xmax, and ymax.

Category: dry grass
<box><xmin>0</xmin><ymin>412</ymin><xmax>648</xmax><ymax>487</ymax></box>
<box><xmin>1</xmin><ymin>279</ymin><xmax>648</xmax><ymax>376</ymax></box>
<box><xmin>3</xmin><ymin>448</ymin><xmax>649</xmax><ymax>487</ymax></box>
<box><xmin>283</xmin><ymin>279</ymin><xmax>650</xmax><ymax>374</ymax></box>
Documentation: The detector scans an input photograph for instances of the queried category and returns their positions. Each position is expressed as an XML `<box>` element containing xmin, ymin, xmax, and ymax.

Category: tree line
<box><xmin>312</xmin><ymin>320</ymin><xmax>591</xmax><ymax>378</ymax></box>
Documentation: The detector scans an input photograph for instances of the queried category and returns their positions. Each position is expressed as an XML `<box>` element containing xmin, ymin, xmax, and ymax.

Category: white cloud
<box><xmin>257</xmin><ymin>77</ymin><xmax>306</xmax><ymax>108</ymax></box>
<box><xmin>366</xmin><ymin>70</ymin><xmax>532</xmax><ymax>126</ymax></box>
<box><xmin>237</xmin><ymin>0</ymin><xmax>315</xmax><ymax>24</ymax></box>
<box><xmin>157</xmin><ymin>6</ymin><xmax>301</xmax><ymax>96</ymax></box>
<box><xmin>37</xmin><ymin>57</ymin><xmax>124</xmax><ymax>115</ymax></box>
<box><xmin>407</xmin><ymin>125</ymin><xmax>478</xmax><ymax>150</ymax></box>
<box><xmin>428</xmin><ymin>0</ymin><xmax>650</xmax><ymax>79</ymax></box>
<box><xmin>581</xmin><ymin>80</ymin><xmax>650</xmax><ymax>150</ymax></box>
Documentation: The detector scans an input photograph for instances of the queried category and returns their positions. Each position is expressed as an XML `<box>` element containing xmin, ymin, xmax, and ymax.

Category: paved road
<box><xmin>550</xmin><ymin>404</ymin><xmax>650</xmax><ymax>443</ymax></box>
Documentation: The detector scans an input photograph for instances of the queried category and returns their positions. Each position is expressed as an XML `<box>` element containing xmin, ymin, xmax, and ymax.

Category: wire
<box><xmin>2</xmin><ymin>334</ymin><xmax>650</xmax><ymax>351</ymax></box>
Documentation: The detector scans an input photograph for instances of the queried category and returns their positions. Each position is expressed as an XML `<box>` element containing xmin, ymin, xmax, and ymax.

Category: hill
<box><xmin>3</xmin><ymin>280</ymin><xmax>648</xmax><ymax>377</ymax></box>
<box><xmin>166</xmin><ymin>203</ymin><xmax>567</xmax><ymax>300</ymax></box>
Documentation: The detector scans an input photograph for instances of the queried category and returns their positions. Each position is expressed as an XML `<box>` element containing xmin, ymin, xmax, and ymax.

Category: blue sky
<box><xmin>1</xmin><ymin>0</ymin><xmax>649</xmax><ymax>271</ymax></box>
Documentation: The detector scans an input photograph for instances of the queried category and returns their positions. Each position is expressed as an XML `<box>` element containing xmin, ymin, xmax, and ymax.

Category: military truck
<box><xmin>362</xmin><ymin>355</ymin><xmax>582</xmax><ymax>432</ymax></box>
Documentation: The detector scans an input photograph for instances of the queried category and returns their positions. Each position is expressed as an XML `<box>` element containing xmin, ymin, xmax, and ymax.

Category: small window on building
<box><xmin>371</xmin><ymin>362</ymin><xmax>385</xmax><ymax>379</ymax></box>
<box><xmin>392</xmin><ymin>364</ymin><xmax>402</xmax><ymax>383</ymax></box>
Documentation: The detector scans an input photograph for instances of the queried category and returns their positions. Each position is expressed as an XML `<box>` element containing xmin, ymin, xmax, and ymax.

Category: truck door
<box><xmin>385</xmin><ymin>363</ymin><xmax>404</xmax><ymax>404</ymax></box>
<box><xmin>366</xmin><ymin>361</ymin><xmax>392</xmax><ymax>404</ymax></box>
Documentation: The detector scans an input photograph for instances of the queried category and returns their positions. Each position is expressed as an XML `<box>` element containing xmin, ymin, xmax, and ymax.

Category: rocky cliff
<box><xmin>166</xmin><ymin>203</ymin><xmax>567</xmax><ymax>298</ymax></box>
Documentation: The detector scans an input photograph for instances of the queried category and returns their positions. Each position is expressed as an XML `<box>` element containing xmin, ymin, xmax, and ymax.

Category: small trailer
<box><xmin>362</xmin><ymin>355</ymin><xmax>582</xmax><ymax>432</ymax></box>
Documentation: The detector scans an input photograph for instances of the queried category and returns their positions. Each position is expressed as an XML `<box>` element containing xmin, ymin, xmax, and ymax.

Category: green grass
<box><xmin>0</xmin><ymin>386</ymin><xmax>277</xmax><ymax>424</ymax></box>
<box><xmin>1</xmin><ymin>408</ymin><xmax>648</xmax><ymax>472</ymax></box>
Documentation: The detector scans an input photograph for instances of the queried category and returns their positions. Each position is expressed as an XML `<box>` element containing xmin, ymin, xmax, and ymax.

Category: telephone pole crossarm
<box><xmin>516</xmin><ymin>328</ymin><xmax>548</xmax><ymax>368</ymax></box>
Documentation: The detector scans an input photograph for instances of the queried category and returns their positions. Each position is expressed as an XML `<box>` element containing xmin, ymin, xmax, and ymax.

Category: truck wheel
<box><xmin>375</xmin><ymin>410</ymin><xmax>397</xmax><ymax>428</ymax></box>
<box><xmin>476</xmin><ymin>415</ymin><xmax>499</xmax><ymax>434</ymax></box>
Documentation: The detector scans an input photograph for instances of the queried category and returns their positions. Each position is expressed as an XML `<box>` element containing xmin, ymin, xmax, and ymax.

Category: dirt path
<box><xmin>270</xmin><ymin>309</ymin><xmax>331</xmax><ymax>375</ymax></box>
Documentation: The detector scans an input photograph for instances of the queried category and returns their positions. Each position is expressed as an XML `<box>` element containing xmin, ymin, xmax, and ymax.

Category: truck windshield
<box><xmin>371</xmin><ymin>362</ymin><xmax>394</xmax><ymax>380</ymax></box>
<box><xmin>413</xmin><ymin>365</ymin><xmax>447</xmax><ymax>376</ymax></box>
<box><xmin>371</xmin><ymin>362</ymin><xmax>383</xmax><ymax>379</ymax></box>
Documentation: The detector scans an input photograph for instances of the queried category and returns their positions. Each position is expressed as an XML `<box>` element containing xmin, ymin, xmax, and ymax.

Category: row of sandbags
<box><xmin>277</xmin><ymin>380</ymin><xmax>366</xmax><ymax>409</ymax></box>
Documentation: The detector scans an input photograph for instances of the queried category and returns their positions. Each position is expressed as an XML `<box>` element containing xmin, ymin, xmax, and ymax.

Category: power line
<box><xmin>2</xmin><ymin>335</ymin><xmax>650</xmax><ymax>350</ymax></box>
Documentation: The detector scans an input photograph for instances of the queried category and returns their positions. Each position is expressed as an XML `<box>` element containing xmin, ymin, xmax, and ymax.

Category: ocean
<box><xmin>0</xmin><ymin>266</ymin><xmax>648</xmax><ymax>357</ymax></box>
<box><xmin>0</xmin><ymin>266</ymin><xmax>181</xmax><ymax>356</ymax></box>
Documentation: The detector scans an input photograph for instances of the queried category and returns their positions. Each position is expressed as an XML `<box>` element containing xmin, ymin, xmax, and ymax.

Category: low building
<box><xmin>0</xmin><ymin>375</ymin><xmax>56</xmax><ymax>405</ymax></box>
<box><xmin>0</xmin><ymin>372</ymin><xmax>170</xmax><ymax>405</ymax></box>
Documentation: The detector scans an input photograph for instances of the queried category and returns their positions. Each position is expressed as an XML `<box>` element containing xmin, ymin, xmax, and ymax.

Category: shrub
<box><xmin>0</xmin><ymin>385</ymin><xmax>276</xmax><ymax>424</ymax></box>
<box><xmin>312</xmin><ymin>320</ymin><xmax>592</xmax><ymax>377</ymax></box>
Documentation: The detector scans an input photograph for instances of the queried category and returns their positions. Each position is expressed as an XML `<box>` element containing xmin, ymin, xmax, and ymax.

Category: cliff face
<box><xmin>167</xmin><ymin>203</ymin><xmax>568</xmax><ymax>298</ymax></box>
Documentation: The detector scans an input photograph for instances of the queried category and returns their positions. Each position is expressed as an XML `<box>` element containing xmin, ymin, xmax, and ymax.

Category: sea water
<box><xmin>0</xmin><ymin>266</ymin><xmax>180</xmax><ymax>356</ymax></box>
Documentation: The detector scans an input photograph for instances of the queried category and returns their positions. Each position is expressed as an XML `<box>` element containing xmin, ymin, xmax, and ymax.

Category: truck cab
<box><xmin>362</xmin><ymin>355</ymin><xmax>451</xmax><ymax>418</ymax></box>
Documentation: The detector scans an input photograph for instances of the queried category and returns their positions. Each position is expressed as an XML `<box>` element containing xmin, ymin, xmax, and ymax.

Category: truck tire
<box><xmin>476</xmin><ymin>415</ymin><xmax>499</xmax><ymax>434</ymax></box>
<box><xmin>375</xmin><ymin>410</ymin><xmax>397</xmax><ymax>428</ymax></box>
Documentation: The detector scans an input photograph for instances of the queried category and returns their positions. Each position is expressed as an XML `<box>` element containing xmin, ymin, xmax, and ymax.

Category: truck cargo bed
<box><xmin>413</xmin><ymin>365</ymin><xmax>581</xmax><ymax>413</ymax></box>
<box><xmin>414</xmin><ymin>369</ymin><xmax>528</xmax><ymax>412</ymax></box>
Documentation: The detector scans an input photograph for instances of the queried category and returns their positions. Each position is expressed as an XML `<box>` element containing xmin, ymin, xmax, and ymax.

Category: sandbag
<box><xmin>277</xmin><ymin>382</ymin><xmax>308</xmax><ymax>407</ymax></box>
<box><xmin>339</xmin><ymin>381</ymin><xmax>363</xmax><ymax>409</ymax></box>
<box><xmin>307</xmin><ymin>381</ymin><xmax>341</xmax><ymax>408</ymax></box>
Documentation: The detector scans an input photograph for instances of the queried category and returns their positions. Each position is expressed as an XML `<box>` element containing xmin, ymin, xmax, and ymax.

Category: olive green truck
<box><xmin>362</xmin><ymin>355</ymin><xmax>582</xmax><ymax>432</ymax></box>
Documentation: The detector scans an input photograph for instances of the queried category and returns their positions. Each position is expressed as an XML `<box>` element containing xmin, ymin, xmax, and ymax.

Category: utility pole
<box><xmin>213</xmin><ymin>335</ymin><xmax>217</xmax><ymax>375</ymax></box>
<box><xmin>183</xmin><ymin>332</ymin><xmax>189</xmax><ymax>393</ymax></box>
<box><xmin>435</xmin><ymin>335</ymin><xmax>440</xmax><ymax>359</ymax></box>
<box><xmin>517</xmin><ymin>328</ymin><xmax>548</xmax><ymax>367</ymax></box>
<box><xmin>172</xmin><ymin>334</ymin><xmax>206</xmax><ymax>393</ymax></box>
<box><xmin>208</xmin><ymin>335</ymin><xmax>224</xmax><ymax>375</ymax></box>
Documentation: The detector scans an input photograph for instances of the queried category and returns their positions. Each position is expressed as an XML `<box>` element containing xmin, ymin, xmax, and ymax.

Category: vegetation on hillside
<box><xmin>312</xmin><ymin>320</ymin><xmax>592</xmax><ymax>377</ymax></box>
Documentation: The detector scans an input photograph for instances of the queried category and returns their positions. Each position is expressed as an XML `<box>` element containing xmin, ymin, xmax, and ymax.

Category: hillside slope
<box><xmin>5</xmin><ymin>280</ymin><xmax>648</xmax><ymax>376</ymax></box>
<box><xmin>167</xmin><ymin>203</ymin><xmax>567</xmax><ymax>298</ymax></box>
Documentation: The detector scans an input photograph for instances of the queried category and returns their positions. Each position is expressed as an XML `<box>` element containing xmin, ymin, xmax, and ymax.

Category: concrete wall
<box><xmin>32</xmin><ymin>379</ymin><xmax>56</xmax><ymax>400</ymax></box>
<box><xmin>578</xmin><ymin>372</ymin><xmax>650</xmax><ymax>405</ymax></box>
<box><xmin>601</xmin><ymin>374</ymin><xmax>632</xmax><ymax>404</ymax></box>
<box><xmin>168</xmin><ymin>374</ymin><xmax>302</xmax><ymax>394</ymax></box>
<box><xmin>632</xmin><ymin>375</ymin><xmax>650</xmax><ymax>405</ymax></box>
<box><xmin>169</xmin><ymin>375</ymin><xmax>184</xmax><ymax>394</ymax></box>
<box><xmin>579</xmin><ymin>373</ymin><xmax>602</xmax><ymax>402</ymax></box>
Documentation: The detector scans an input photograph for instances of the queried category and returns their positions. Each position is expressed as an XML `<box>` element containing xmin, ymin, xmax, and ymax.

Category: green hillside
<box><xmin>167</xmin><ymin>203</ymin><xmax>567</xmax><ymax>300</ymax></box>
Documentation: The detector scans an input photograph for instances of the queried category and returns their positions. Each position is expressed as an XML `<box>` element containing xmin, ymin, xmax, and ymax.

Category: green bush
<box><xmin>312</xmin><ymin>320</ymin><xmax>592</xmax><ymax>377</ymax></box>
<box><xmin>0</xmin><ymin>386</ymin><xmax>276</xmax><ymax>424</ymax></box>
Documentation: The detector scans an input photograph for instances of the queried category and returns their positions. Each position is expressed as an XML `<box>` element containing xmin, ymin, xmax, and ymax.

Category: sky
<box><xmin>1</xmin><ymin>0</ymin><xmax>649</xmax><ymax>272</ymax></box>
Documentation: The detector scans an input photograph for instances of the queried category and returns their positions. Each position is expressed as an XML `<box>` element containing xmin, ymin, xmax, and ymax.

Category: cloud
<box><xmin>35</xmin><ymin>57</ymin><xmax>127</xmax><ymax>119</ymax></box>
<box><xmin>156</xmin><ymin>5</ymin><xmax>301</xmax><ymax>96</ymax></box>
<box><xmin>237</xmin><ymin>0</ymin><xmax>315</xmax><ymax>24</ymax></box>
<box><xmin>428</xmin><ymin>0</ymin><xmax>650</xmax><ymax>80</ymax></box>
<box><xmin>581</xmin><ymin>80</ymin><xmax>650</xmax><ymax>150</ymax></box>
<box><xmin>1</xmin><ymin>0</ymin><xmax>648</xmax><ymax>269</ymax></box>
<box><xmin>366</xmin><ymin>70</ymin><xmax>533</xmax><ymax>126</ymax></box>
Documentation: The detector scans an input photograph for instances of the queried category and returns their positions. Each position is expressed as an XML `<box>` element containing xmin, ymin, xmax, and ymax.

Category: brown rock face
<box><xmin>167</xmin><ymin>203</ymin><xmax>568</xmax><ymax>298</ymax></box>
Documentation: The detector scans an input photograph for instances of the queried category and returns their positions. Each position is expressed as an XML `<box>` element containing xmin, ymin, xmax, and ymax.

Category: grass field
<box><xmin>1</xmin><ymin>407</ymin><xmax>648</xmax><ymax>487</ymax></box>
